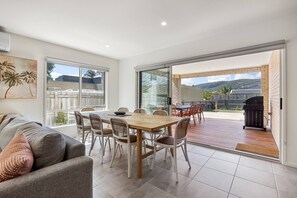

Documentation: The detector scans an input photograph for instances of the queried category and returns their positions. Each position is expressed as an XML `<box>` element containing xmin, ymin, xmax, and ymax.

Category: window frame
<box><xmin>44</xmin><ymin>57</ymin><xmax>109</xmax><ymax>127</ymax></box>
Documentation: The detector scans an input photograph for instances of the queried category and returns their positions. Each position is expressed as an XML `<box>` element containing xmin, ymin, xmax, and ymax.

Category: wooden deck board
<box><xmin>186</xmin><ymin>118</ymin><xmax>279</xmax><ymax>158</ymax></box>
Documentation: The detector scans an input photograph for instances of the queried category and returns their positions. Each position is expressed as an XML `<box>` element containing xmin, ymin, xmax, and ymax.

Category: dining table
<box><xmin>80</xmin><ymin>110</ymin><xmax>182</xmax><ymax>178</ymax></box>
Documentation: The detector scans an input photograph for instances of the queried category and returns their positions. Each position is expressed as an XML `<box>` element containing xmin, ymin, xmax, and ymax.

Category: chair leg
<box><xmin>82</xmin><ymin>131</ymin><xmax>85</xmax><ymax>144</ymax></box>
<box><xmin>150</xmin><ymin>143</ymin><xmax>157</xmax><ymax>170</ymax></box>
<box><xmin>110</xmin><ymin>140</ymin><xmax>118</xmax><ymax>168</ymax></box>
<box><xmin>181</xmin><ymin>145</ymin><xmax>187</xmax><ymax>161</ymax></box>
<box><xmin>108</xmin><ymin>137</ymin><xmax>111</xmax><ymax>150</ymax></box>
<box><xmin>173</xmin><ymin>147</ymin><xmax>178</xmax><ymax>183</ymax></box>
<box><xmin>101</xmin><ymin>136</ymin><xmax>107</xmax><ymax>164</ymax></box>
<box><xmin>88</xmin><ymin>134</ymin><xmax>97</xmax><ymax>156</ymax></box>
<box><xmin>143</xmin><ymin>141</ymin><xmax>149</xmax><ymax>166</ymax></box>
<box><xmin>127</xmin><ymin>144</ymin><xmax>131</xmax><ymax>178</ymax></box>
<box><xmin>184</xmin><ymin>143</ymin><xmax>191</xmax><ymax>169</ymax></box>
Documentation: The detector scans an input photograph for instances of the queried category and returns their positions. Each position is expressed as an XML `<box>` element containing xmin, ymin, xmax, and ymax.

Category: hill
<box><xmin>193</xmin><ymin>79</ymin><xmax>261</xmax><ymax>92</ymax></box>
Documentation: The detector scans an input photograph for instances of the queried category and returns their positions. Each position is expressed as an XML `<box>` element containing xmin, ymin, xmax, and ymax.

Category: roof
<box><xmin>230</xmin><ymin>89</ymin><xmax>261</xmax><ymax>94</ymax></box>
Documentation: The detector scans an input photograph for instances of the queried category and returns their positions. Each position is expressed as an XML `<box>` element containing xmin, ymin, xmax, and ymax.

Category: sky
<box><xmin>50</xmin><ymin>64</ymin><xmax>101</xmax><ymax>79</ymax></box>
<box><xmin>181</xmin><ymin>72</ymin><xmax>261</xmax><ymax>86</ymax></box>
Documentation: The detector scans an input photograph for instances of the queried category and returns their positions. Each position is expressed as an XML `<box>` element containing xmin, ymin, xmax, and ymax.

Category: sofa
<box><xmin>0</xmin><ymin>114</ymin><xmax>93</xmax><ymax>198</ymax></box>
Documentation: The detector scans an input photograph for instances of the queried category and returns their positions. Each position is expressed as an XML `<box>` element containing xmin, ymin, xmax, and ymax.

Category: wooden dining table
<box><xmin>80</xmin><ymin>110</ymin><xmax>181</xmax><ymax>178</ymax></box>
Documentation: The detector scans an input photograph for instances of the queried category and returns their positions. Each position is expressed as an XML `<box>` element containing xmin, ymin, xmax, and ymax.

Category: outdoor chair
<box><xmin>197</xmin><ymin>104</ymin><xmax>205</xmax><ymax>123</ymax></box>
<box><xmin>183</xmin><ymin>105</ymin><xmax>197</xmax><ymax>126</ymax></box>
<box><xmin>151</xmin><ymin>117</ymin><xmax>191</xmax><ymax>183</ymax></box>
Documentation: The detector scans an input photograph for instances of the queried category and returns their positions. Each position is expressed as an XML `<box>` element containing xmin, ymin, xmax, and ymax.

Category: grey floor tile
<box><xmin>194</xmin><ymin>167</ymin><xmax>234</xmax><ymax>192</ymax></box>
<box><xmin>128</xmin><ymin>183</ymin><xmax>175</xmax><ymax>198</ymax></box>
<box><xmin>236</xmin><ymin>165</ymin><xmax>276</xmax><ymax>188</ymax></box>
<box><xmin>272</xmin><ymin>163</ymin><xmax>297</xmax><ymax>180</ymax></box>
<box><xmin>158</xmin><ymin>158</ymin><xmax>202</xmax><ymax>178</ymax></box>
<box><xmin>148</xmin><ymin>168</ymin><xmax>191</xmax><ymax>196</ymax></box>
<box><xmin>274</xmin><ymin>174</ymin><xmax>297</xmax><ymax>195</ymax></box>
<box><xmin>212</xmin><ymin>151</ymin><xmax>240</xmax><ymax>164</ymax></box>
<box><xmin>93</xmin><ymin>185</ymin><xmax>114</xmax><ymax>198</ymax></box>
<box><xmin>278</xmin><ymin>190</ymin><xmax>297</xmax><ymax>198</ymax></box>
<box><xmin>204</xmin><ymin>158</ymin><xmax>237</xmax><ymax>175</ymax></box>
<box><xmin>230</xmin><ymin>177</ymin><xmax>278</xmax><ymax>198</ymax></box>
<box><xmin>186</xmin><ymin>152</ymin><xmax>209</xmax><ymax>166</ymax></box>
<box><xmin>228</xmin><ymin>194</ymin><xmax>239</xmax><ymax>198</ymax></box>
<box><xmin>239</xmin><ymin>156</ymin><xmax>273</xmax><ymax>173</ymax></box>
<box><xmin>179</xmin><ymin>180</ymin><xmax>228</xmax><ymax>198</ymax></box>
<box><xmin>189</xmin><ymin>146</ymin><xmax>216</xmax><ymax>157</ymax></box>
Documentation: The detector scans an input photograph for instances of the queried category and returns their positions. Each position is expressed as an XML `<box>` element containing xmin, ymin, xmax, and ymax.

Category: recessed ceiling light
<box><xmin>105</xmin><ymin>45</ymin><xmax>110</xmax><ymax>48</ymax></box>
<box><xmin>161</xmin><ymin>21</ymin><xmax>167</xmax><ymax>26</ymax></box>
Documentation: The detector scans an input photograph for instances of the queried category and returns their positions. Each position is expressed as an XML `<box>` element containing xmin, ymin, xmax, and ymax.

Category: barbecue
<box><xmin>243</xmin><ymin>96</ymin><xmax>266</xmax><ymax>131</ymax></box>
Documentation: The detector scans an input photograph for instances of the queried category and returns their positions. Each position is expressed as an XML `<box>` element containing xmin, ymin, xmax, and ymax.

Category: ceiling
<box><xmin>172</xmin><ymin>51</ymin><xmax>272</xmax><ymax>75</ymax></box>
<box><xmin>0</xmin><ymin>0</ymin><xmax>296</xmax><ymax>59</ymax></box>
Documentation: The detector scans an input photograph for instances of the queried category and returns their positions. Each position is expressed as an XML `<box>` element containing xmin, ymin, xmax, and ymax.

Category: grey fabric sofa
<box><xmin>0</xmin><ymin>114</ymin><xmax>93</xmax><ymax>198</ymax></box>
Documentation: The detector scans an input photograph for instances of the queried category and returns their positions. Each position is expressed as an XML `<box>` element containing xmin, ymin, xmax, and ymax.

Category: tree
<box><xmin>84</xmin><ymin>70</ymin><xmax>96</xmax><ymax>78</ymax></box>
<box><xmin>0</xmin><ymin>61</ymin><xmax>15</xmax><ymax>82</ymax></box>
<box><xmin>219</xmin><ymin>86</ymin><xmax>232</xmax><ymax>95</ymax></box>
<box><xmin>203</xmin><ymin>91</ymin><xmax>212</xmax><ymax>100</ymax></box>
<box><xmin>2</xmin><ymin>71</ymin><xmax>23</xmax><ymax>98</ymax></box>
<box><xmin>47</xmin><ymin>63</ymin><xmax>55</xmax><ymax>81</ymax></box>
<box><xmin>21</xmin><ymin>71</ymin><xmax>37</xmax><ymax>97</ymax></box>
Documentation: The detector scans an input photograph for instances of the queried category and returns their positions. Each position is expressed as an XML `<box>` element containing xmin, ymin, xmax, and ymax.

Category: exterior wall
<box><xmin>181</xmin><ymin>85</ymin><xmax>203</xmax><ymax>102</ymax></box>
<box><xmin>261</xmin><ymin>65</ymin><xmax>269</xmax><ymax>119</ymax></box>
<box><xmin>269</xmin><ymin>50</ymin><xmax>281</xmax><ymax>149</ymax></box>
<box><xmin>172</xmin><ymin>77</ymin><xmax>181</xmax><ymax>105</ymax></box>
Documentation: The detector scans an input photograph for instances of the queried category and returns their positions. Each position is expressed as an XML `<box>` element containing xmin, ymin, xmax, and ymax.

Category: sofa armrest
<box><xmin>62</xmin><ymin>134</ymin><xmax>86</xmax><ymax>160</ymax></box>
<box><xmin>0</xmin><ymin>156</ymin><xmax>93</xmax><ymax>198</ymax></box>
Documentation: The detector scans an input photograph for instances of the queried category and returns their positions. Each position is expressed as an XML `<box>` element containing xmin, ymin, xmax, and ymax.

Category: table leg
<box><xmin>137</xmin><ymin>129</ymin><xmax>142</xmax><ymax>178</ymax></box>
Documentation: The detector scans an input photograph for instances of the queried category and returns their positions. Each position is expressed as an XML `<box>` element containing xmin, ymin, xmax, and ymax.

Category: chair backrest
<box><xmin>74</xmin><ymin>111</ymin><xmax>83</xmax><ymax>127</ymax></box>
<box><xmin>81</xmin><ymin>107</ymin><xmax>95</xmax><ymax>112</ymax></box>
<box><xmin>175</xmin><ymin>117</ymin><xmax>190</xmax><ymax>141</ymax></box>
<box><xmin>89</xmin><ymin>113</ymin><xmax>103</xmax><ymax>131</ymax></box>
<box><xmin>153</xmin><ymin>110</ymin><xmax>168</xmax><ymax>116</ymax></box>
<box><xmin>118</xmin><ymin>107</ymin><xmax>129</xmax><ymax>112</ymax></box>
<box><xmin>134</xmin><ymin>108</ymin><xmax>146</xmax><ymax>114</ymax></box>
<box><xmin>110</xmin><ymin>118</ymin><xmax>130</xmax><ymax>141</ymax></box>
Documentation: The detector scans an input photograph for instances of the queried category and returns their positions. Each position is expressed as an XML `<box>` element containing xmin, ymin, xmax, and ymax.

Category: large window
<box><xmin>45</xmin><ymin>60</ymin><xmax>107</xmax><ymax>127</ymax></box>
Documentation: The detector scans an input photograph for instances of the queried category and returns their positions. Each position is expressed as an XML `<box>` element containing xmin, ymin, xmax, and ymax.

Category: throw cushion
<box><xmin>0</xmin><ymin>133</ymin><xmax>34</xmax><ymax>182</ymax></box>
<box><xmin>17</xmin><ymin>123</ymin><xmax>66</xmax><ymax>170</ymax></box>
<box><xmin>0</xmin><ymin>113</ymin><xmax>20</xmax><ymax>133</ymax></box>
<box><xmin>0</xmin><ymin>116</ymin><xmax>32</xmax><ymax>149</ymax></box>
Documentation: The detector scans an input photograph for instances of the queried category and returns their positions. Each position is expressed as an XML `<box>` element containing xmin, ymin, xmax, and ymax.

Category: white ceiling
<box><xmin>172</xmin><ymin>51</ymin><xmax>272</xmax><ymax>75</ymax></box>
<box><xmin>0</xmin><ymin>0</ymin><xmax>296</xmax><ymax>59</ymax></box>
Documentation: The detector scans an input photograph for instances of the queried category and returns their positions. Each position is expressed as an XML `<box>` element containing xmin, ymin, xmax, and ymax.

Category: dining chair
<box><xmin>151</xmin><ymin>117</ymin><xmax>191</xmax><ymax>183</ymax></box>
<box><xmin>143</xmin><ymin>110</ymin><xmax>168</xmax><ymax>145</ymax></box>
<box><xmin>134</xmin><ymin>108</ymin><xmax>146</xmax><ymax>114</ymax></box>
<box><xmin>109</xmin><ymin>118</ymin><xmax>147</xmax><ymax>178</ymax></box>
<box><xmin>88</xmin><ymin>113</ymin><xmax>113</xmax><ymax>164</ymax></box>
<box><xmin>118</xmin><ymin>107</ymin><xmax>129</xmax><ymax>112</ymax></box>
<box><xmin>81</xmin><ymin>107</ymin><xmax>95</xmax><ymax>112</ymax></box>
<box><xmin>74</xmin><ymin>111</ymin><xmax>91</xmax><ymax>144</ymax></box>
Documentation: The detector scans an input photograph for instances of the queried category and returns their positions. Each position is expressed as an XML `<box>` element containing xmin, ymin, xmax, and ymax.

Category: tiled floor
<box><xmin>86</xmin><ymin>141</ymin><xmax>297</xmax><ymax>198</ymax></box>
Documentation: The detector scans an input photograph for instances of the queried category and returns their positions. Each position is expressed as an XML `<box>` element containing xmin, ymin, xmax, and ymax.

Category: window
<box><xmin>45</xmin><ymin>60</ymin><xmax>107</xmax><ymax>127</ymax></box>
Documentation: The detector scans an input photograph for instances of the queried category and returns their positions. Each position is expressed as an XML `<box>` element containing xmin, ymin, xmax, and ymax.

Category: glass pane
<box><xmin>81</xmin><ymin>68</ymin><xmax>106</xmax><ymax>110</ymax></box>
<box><xmin>46</xmin><ymin>63</ymin><xmax>80</xmax><ymax>127</ymax></box>
<box><xmin>139</xmin><ymin>68</ymin><xmax>169</xmax><ymax>114</ymax></box>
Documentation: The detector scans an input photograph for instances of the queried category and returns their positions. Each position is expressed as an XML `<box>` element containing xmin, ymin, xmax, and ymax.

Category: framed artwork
<box><xmin>0</xmin><ymin>55</ymin><xmax>37</xmax><ymax>99</ymax></box>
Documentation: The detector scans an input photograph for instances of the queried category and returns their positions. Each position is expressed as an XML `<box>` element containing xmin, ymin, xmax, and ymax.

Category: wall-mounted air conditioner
<box><xmin>0</xmin><ymin>31</ymin><xmax>11</xmax><ymax>52</ymax></box>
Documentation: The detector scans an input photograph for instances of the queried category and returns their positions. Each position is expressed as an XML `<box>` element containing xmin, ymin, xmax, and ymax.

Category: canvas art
<box><xmin>0</xmin><ymin>55</ymin><xmax>37</xmax><ymax>99</ymax></box>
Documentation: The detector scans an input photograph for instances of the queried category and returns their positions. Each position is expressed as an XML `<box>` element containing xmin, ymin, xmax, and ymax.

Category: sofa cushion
<box><xmin>0</xmin><ymin>133</ymin><xmax>34</xmax><ymax>182</ymax></box>
<box><xmin>17</xmin><ymin>123</ymin><xmax>66</xmax><ymax>170</ymax></box>
<box><xmin>0</xmin><ymin>116</ymin><xmax>31</xmax><ymax>149</ymax></box>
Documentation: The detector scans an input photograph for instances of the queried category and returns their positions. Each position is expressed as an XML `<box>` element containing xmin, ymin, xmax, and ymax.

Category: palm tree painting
<box><xmin>21</xmin><ymin>71</ymin><xmax>37</xmax><ymax>97</ymax></box>
<box><xmin>0</xmin><ymin>55</ymin><xmax>37</xmax><ymax>99</ymax></box>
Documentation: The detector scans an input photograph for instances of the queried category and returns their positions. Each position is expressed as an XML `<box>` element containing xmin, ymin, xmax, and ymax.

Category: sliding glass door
<box><xmin>138</xmin><ymin>67</ymin><xmax>171</xmax><ymax>114</ymax></box>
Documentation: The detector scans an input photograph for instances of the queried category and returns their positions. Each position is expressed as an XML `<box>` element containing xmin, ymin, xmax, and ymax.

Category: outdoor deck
<box><xmin>186</xmin><ymin>112</ymin><xmax>279</xmax><ymax>158</ymax></box>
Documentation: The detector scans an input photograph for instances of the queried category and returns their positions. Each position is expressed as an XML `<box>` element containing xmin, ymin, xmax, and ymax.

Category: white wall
<box><xmin>0</xmin><ymin>33</ymin><xmax>119</xmax><ymax>124</ymax></box>
<box><xmin>119</xmin><ymin>11</ymin><xmax>297</xmax><ymax>166</ymax></box>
